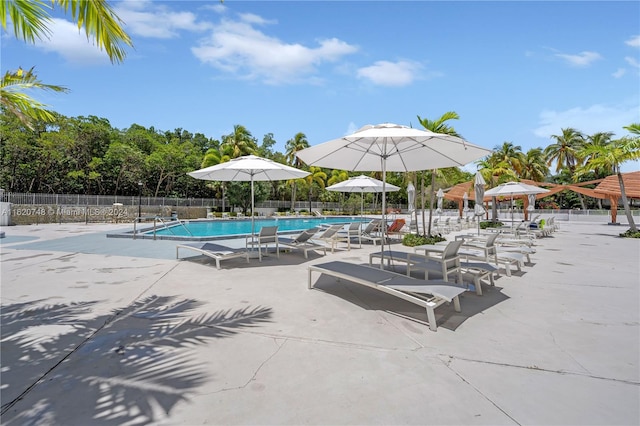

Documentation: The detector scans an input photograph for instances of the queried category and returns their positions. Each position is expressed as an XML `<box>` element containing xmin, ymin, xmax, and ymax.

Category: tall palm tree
<box><xmin>492</xmin><ymin>142</ymin><xmax>524</xmax><ymax>176</ymax></box>
<box><xmin>576</xmin><ymin>124</ymin><xmax>640</xmax><ymax>232</ymax></box>
<box><xmin>582</xmin><ymin>132</ymin><xmax>615</xmax><ymax>177</ymax></box>
<box><xmin>1</xmin><ymin>0</ymin><xmax>132</xmax><ymax>127</ymax></box>
<box><xmin>544</xmin><ymin>128</ymin><xmax>585</xmax><ymax>173</ymax></box>
<box><xmin>285</xmin><ymin>132</ymin><xmax>310</xmax><ymax>210</ymax></box>
<box><xmin>520</xmin><ymin>148</ymin><xmax>549</xmax><ymax>182</ymax></box>
<box><xmin>303</xmin><ymin>166</ymin><xmax>327</xmax><ymax>212</ymax></box>
<box><xmin>221</xmin><ymin>125</ymin><xmax>257</xmax><ymax>158</ymax></box>
<box><xmin>545</xmin><ymin>128</ymin><xmax>586</xmax><ymax>207</ymax></box>
<box><xmin>417</xmin><ymin>111</ymin><xmax>461</xmax><ymax>236</ymax></box>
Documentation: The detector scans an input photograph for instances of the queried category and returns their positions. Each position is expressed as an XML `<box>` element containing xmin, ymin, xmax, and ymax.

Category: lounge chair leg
<box><xmin>426</xmin><ymin>305</ymin><xmax>437</xmax><ymax>332</ymax></box>
<box><xmin>453</xmin><ymin>296</ymin><xmax>461</xmax><ymax>312</ymax></box>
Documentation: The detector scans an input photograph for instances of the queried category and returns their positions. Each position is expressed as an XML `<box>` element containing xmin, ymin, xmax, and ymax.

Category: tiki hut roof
<box><xmin>594</xmin><ymin>171</ymin><xmax>640</xmax><ymax>199</ymax></box>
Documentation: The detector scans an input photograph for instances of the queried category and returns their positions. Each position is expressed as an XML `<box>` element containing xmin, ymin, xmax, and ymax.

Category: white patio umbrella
<box><xmin>188</xmin><ymin>155</ymin><xmax>310</xmax><ymax>247</ymax></box>
<box><xmin>436</xmin><ymin>188</ymin><xmax>444</xmax><ymax>214</ymax></box>
<box><xmin>484</xmin><ymin>181</ymin><xmax>549</xmax><ymax>228</ymax></box>
<box><xmin>463</xmin><ymin>192</ymin><xmax>469</xmax><ymax>213</ymax></box>
<box><xmin>326</xmin><ymin>175</ymin><xmax>400</xmax><ymax>217</ymax></box>
<box><xmin>296</xmin><ymin>123</ymin><xmax>492</xmax><ymax>264</ymax></box>
<box><xmin>474</xmin><ymin>172</ymin><xmax>487</xmax><ymax>235</ymax></box>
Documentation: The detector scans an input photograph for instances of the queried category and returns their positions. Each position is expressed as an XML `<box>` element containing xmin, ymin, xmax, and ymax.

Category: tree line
<box><xmin>1</xmin><ymin>108</ymin><xmax>638</xmax><ymax>212</ymax></box>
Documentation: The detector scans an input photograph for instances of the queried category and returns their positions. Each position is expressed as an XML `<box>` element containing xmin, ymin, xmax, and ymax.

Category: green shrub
<box><xmin>620</xmin><ymin>229</ymin><xmax>640</xmax><ymax>238</ymax></box>
<box><xmin>479</xmin><ymin>221</ymin><xmax>504</xmax><ymax>229</ymax></box>
<box><xmin>402</xmin><ymin>233</ymin><xmax>446</xmax><ymax>247</ymax></box>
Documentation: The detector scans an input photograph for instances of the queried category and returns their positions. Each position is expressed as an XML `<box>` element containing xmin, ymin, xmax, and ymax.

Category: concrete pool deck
<box><xmin>1</xmin><ymin>220</ymin><xmax>639</xmax><ymax>425</ymax></box>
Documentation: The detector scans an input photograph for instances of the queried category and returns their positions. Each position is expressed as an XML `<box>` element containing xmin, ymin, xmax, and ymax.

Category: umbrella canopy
<box><xmin>484</xmin><ymin>181</ymin><xmax>549</xmax><ymax>198</ymax></box>
<box><xmin>484</xmin><ymin>181</ymin><xmax>549</xmax><ymax>227</ymax></box>
<box><xmin>407</xmin><ymin>182</ymin><xmax>416</xmax><ymax>212</ymax></box>
<box><xmin>296</xmin><ymin>123</ymin><xmax>492</xmax><ymax>263</ymax></box>
<box><xmin>188</xmin><ymin>155</ymin><xmax>310</xmax><ymax>239</ymax></box>
<box><xmin>296</xmin><ymin>123</ymin><xmax>492</xmax><ymax>172</ymax></box>
<box><xmin>325</xmin><ymin>175</ymin><xmax>400</xmax><ymax>193</ymax></box>
<box><xmin>326</xmin><ymin>175</ymin><xmax>400</xmax><ymax>217</ymax></box>
<box><xmin>436</xmin><ymin>188</ymin><xmax>444</xmax><ymax>214</ymax></box>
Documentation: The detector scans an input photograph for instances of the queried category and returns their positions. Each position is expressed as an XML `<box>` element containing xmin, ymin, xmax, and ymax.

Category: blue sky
<box><xmin>3</xmin><ymin>0</ymin><xmax>639</xmax><ymax>172</ymax></box>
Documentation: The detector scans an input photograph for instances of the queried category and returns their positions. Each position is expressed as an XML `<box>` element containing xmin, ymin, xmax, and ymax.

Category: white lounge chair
<box><xmin>359</xmin><ymin>219</ymin><xmax>384</xmax><ymax>245</ymax></box>
<box><xmin>278</xmin><ymin>227</ymin><xmax>327</xmax><ymax>258</ymax></box>
<box><xmin>369</xmin><ymin>245</ymin><xmax>497</xmax><ymax>296</ymax></box>
<box><xmin>246</xmin><ymin>225</ymin><xmax>279</xmax><ymax>261</ymax></box>
<box><xmin>308</xmin><ymin>261</ymin><xmax>466</xmax><ymax>332</ymax></box>
<box><xmin>458</xmin><ymin>233</ymin><xmax>524</xmax><ymax>276</ymax></box>
<box><xmin>312</xmin><ymin>223</ymin><xmax>351</xmax><ymax>253</ymax></box>
<box><xmin>338</xmin><ymin>222</ymin><xmax>364</xmax><ymax>247</ymax></box>
<box><xmin>176</xmin><ymin>242</ymin><xmax>249</xmax><ymax>269</ymax></box>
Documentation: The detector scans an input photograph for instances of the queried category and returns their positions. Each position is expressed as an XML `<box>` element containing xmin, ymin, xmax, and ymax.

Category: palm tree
<box><xmin>0</xmin><ymin>68</ymin><xmax>69</xmax><ymax>126</ymax></box>
<box><xmin>582</xmin><ymin>132</ymin><xmax>615</xmax><ymax>177</ymax></box>
<box><xmin>492</xmin><ymin>142</ymin><xmax>524</xmax><ymax>176</ymax></box>
<box><xmin>576</xmin><ymin>124</ymin><xmax>639</xmax><ymax>232</ymax></box>
<box><xmin>1</xmin><ymin>0</ymin><xmax>133</xmax><ymax>127</ymax></box>
<box><xmin>545</xmin><ymin>128</ymin><xmax>586</xmax><ymax>207</ymax></box>
<box><xmin>520</xmin><ymin>148</ymin><xmax>549</xmax><ymax>182</ymax></box>
<box><xmin>221</xmin><ymin>125</ymin><xmax>257</xmax><ymax>158</ymax></box>
<box><xmin>544</xmin><ymin>128</ymin><xmax>585</xmax><ymax>173</ymax></box>
<box><xmin>303</xmin><ymin>166</ymin><xmax>327</xmax><ymax>212</ymax></box>
<box><xmin>417</xmin><ymin>111</ymin><xmax>461</xmax><ymax>236</ymax></box>
<box><xmin>285</xmin><ymin>132</ymin><xmax>310</xmax><ymax>210</ymax></box>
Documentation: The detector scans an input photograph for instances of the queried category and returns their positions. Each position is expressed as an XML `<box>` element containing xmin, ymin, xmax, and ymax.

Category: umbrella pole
<box><xmin>249</xmin><ymin>175</ymin><xmax>257</xmax><ymax>256</ymax></box>
<box><xmin>380</xmin><ymin>156</ymin><xmax>387</xmax><ymax>268</ymax></box>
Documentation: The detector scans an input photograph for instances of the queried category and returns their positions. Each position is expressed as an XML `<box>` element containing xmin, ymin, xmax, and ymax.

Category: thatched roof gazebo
<box><xmin>441</xmin><ymin>171</ymin><xmax>640</xmax><ymax>223</ymax></box>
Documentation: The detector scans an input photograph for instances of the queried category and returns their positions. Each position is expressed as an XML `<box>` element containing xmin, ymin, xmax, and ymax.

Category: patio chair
<box><xmin>176</xmin><ymin>242</ymin><xmax>249</xmax><ymax>270</ymax></box>
<box><xmin>337</xmin><ymin>222</ymin><xmax>364</xmax><ymax>247</ymax></box>
<box><xmin>359</xmin><ymin>219</ymin><xmax>384</xmax><ymax>245</ymax></box>
<box><xmin>246</xmin><ymin>225</ymin><xmax>279</xmax><ymax>262</ymax></box>
<box><xmin>312</xmin><ymin>223</ymin><xmax>351</xmax><ymax>253</ymax></box>
<box><xmin>278</xmin><ymin>227</ymin><xmax>327</xmax><ymax>258</ymax></box>
<box><xmin>386</xmin><ymin>218</ymin><xmax>407</xmax><ymax>239</ymax></box>
<box><xmin>369</xmin><ymin>246</ymin><xmax>493</xmax><ymax>297</ymax></box>
<box><xmin>308</xmin><ymin>261</ymin><xmax>466</xmax><ymax>332</ymax></box>
<box><xmin>458</xmin><ymin>233</ymin><xmax>524</xmax><ymax>277</ymax></box>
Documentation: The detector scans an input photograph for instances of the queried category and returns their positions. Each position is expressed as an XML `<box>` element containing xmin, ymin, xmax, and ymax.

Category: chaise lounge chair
<box><xmin>278</xmin><ymin>227</ymin><xmax>327</xmax><ymax>258</ymax></box>
<box><xmin>308</xmin><ymin>260</ymin><xmax>466</xmax><ymax>331</ymax></box>
<box><xmin>359</xmin><ymin>219</ymin><xmax>384</xmax><ymax>245</ymax></box>
<box><xmin>312</xmin><ymin>223</ymin><xmax>351</xmax><ymax>253</ymax></box>
<box><xmin>176</xmin><ymin>242</ymin><xmax>249</xmax><ymax>269</ymax></box>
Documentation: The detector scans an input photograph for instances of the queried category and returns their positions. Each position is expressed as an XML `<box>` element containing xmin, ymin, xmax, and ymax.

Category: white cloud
<box><xmin>625</xmin><ymin>35</ymin><xmax>640</xmax><ymax>48</ymax></box>
<box><xmin>191</xmin><ymin>16</ymin><xmax>358</xmax><ymax>84</ymax></box>
<box><xmin>115</xmin><ymin>1</ymin><xmax>212</xmax><ymax>39</ymax></box>
<box><xmin>555</xmin><ymin>51</ymin><xmax>602</xmax><ymax>67</ymax></box>
<box><xmin>612</xmin><ymin>68</ymin><xmax>626</xmax><ymax>78</ymax></box>
<box><xmin>356</xmin><ymin>60</ymin><xmax>422</xmax><ymax>87</ymax></box>
<box><xmin>624</xmin><ymin>56</ymin><xmax>640</xmax><ymax>69</ymax></box>
<box><xmin>31</xmin><ymin>18</ymin><xmax>111</xmax><ymax>65</ymax></box>
<box><xmin>533</xmin><ymin>102</ymin><xmax>639</xmax><ymax>139</ymax></box>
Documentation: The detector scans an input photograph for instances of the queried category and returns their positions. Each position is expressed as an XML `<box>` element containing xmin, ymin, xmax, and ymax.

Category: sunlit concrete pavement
<box><xmin>1</xmin><ymin>220</ymin><xmax>638</xmax><ymax>425</ymax></box>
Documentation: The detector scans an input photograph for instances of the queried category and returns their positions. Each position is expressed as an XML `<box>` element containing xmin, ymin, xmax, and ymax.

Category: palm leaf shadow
<box><xmin>1</xmin><ymin>295</ymin><xmax>273</xmax><ymax>425</ymax></box>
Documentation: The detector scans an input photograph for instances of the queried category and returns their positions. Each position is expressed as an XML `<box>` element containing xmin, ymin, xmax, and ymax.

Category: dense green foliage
<box><xmin>402</xmin><ymin>233</ymin><xmax>447</xmax><ymax>246</ymax></box>
<box><xmin>479</xmin><ymin>221</ymin><xmax>505</xmax><ymax>229</ymax></box>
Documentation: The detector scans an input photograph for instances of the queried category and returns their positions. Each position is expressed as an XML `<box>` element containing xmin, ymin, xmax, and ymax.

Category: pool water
<box><xmin>150</xmin><ymin>216</ymin><xmax>372</xmax><ymax>239</ymax></box>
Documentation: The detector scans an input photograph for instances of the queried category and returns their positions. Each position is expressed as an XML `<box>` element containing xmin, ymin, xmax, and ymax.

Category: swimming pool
<box><xmin>141</xmin><ymin>216</ymin><xmax>372</xmax><ymax>240</ymax></box>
